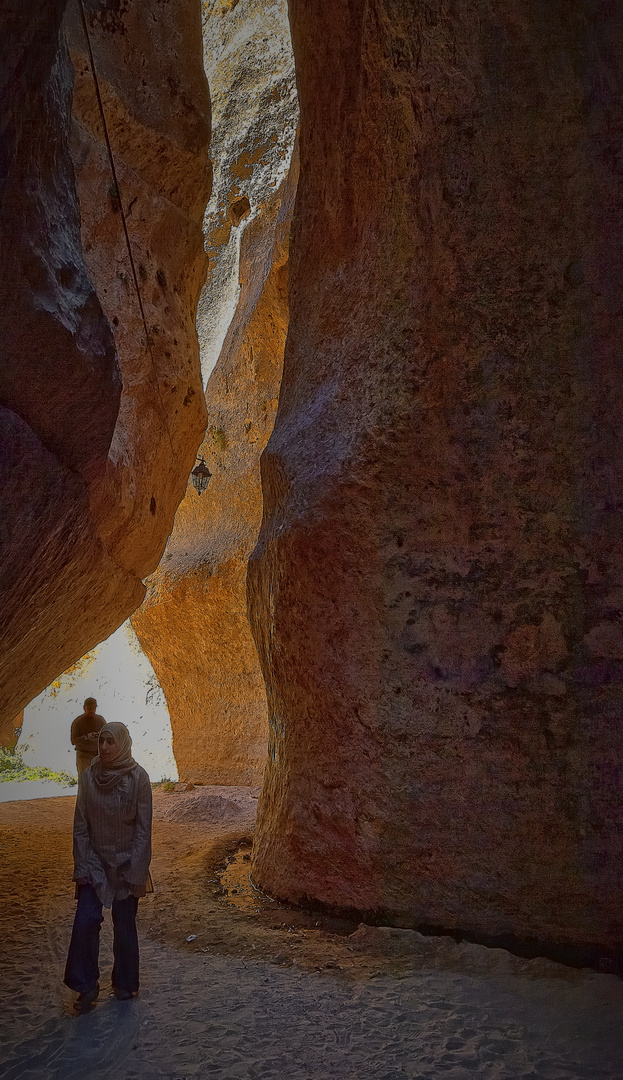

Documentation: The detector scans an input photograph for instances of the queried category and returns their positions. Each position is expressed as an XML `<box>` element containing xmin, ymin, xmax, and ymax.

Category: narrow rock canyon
<box><xmin>2</xmin><ymin>0</ymin><xmax>623</xmax><ymax>965</ymax></box>
<box><xmin>248</xmin><ymin>0</ymin><xmax>623</xmax><ymax>955</ymax></box>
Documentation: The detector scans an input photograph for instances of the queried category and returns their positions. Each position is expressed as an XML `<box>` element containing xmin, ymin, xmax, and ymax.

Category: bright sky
<box><xmin>16</xmin><ymin>620</ymin><xmax>177</xmax><ymax>786</ymax></box>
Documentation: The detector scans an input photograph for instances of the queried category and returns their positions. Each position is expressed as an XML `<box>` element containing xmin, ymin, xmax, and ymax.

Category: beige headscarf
<box><xmin>91</xmin><ymin>722</ymin><xmax>137</xmax><ymax>791</ymax></box>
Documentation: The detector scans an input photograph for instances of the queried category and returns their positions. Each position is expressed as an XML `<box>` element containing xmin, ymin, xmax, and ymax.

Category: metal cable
<box><xmin>76</xmin><ymin>0</ymin><xmax>175</xmax><ymax>457</ymax></box>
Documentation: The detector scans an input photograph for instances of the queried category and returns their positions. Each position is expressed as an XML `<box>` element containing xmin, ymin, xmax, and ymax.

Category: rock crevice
<box><xmin>132</xmin><ymin>0</ymin><xmax>298</xmax><ymax>786</ymax></box>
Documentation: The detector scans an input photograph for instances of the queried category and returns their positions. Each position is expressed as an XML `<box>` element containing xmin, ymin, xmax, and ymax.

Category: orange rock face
<box><xmin>132</xmin><ymin>0</ymin><xmax>298</xmax><ymax>786</ymax></box>
<box><xmin>250</xmin><ymin>0</ymin><xmax>623</xmax><ymax>953</ymax></box>
<box><xmin>0</xmin><ymin>1</ymin><xmax>210</xmax><ymax>735</ymax></box>
<box><xmin>133</xmin><ymin>160</ymin><xmax>297</xmax><ymax>785</ymax></box>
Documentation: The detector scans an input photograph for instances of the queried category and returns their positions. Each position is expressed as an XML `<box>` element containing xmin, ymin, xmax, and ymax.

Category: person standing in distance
<box><xmin>71</xmin><ymin>697</ymin><xmax>106</xmax><ymax>776</ymax></box>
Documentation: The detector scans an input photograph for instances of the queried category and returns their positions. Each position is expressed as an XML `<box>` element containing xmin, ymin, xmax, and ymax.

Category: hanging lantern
<box><xmin>191</xmin><ymin>457</ymin><xmax>212</xmax><ymax>494</ymax></box>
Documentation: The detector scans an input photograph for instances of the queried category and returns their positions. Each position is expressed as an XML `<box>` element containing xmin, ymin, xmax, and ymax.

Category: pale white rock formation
<box><xmin>197</xmin><ymin>0</ymin><xmax>298</xmax><ymax>385</ymax></box>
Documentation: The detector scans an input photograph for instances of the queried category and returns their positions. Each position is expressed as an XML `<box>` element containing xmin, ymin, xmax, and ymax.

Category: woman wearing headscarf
<box><xmin>64</xmin><ymin>722</ymin><xmax>153</xmax><ymax>1009</ymax></box>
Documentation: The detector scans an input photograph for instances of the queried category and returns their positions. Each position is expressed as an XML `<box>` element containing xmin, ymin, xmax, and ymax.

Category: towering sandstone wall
<box><xmin>132</xmin><ymin>0</ymin><xmax>298</xmax><ymax>785</ymax></box>
<box><xmin>64</xmin><ymin>0</ymin><xmax>211</xmax><ymax>580</ymax></box>
<box><xmin>0</xmin><ymin>0</ymin><xmax>210</xmax><ymax>732</ymax></box>
<box><xmin>249</xmin><ymin>0</ymin><xmax>623</xmax><ymax>953</ymax></box>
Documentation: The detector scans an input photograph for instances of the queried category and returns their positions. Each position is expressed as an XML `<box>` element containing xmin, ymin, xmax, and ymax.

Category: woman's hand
<box><xmin>75</xmin><ymin>877</ymin><xmax>89</xmax><ymax>886</ymax></box>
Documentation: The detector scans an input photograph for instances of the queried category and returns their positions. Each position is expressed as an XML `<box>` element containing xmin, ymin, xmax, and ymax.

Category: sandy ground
<box><xmin>1</xmin><ymin>786</ymin><xmax>622</xmax><ymax>1080</ymax></box>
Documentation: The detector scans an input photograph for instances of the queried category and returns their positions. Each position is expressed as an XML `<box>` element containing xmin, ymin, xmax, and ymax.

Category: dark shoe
<box><xmin>113</xmin><ymin>988</ymin><xmax>135</xmax><ymax>1001</ymax></box>
<box><xmin>75</xmin><ymin>984</ymin><xmax>99</xmax><ymax>1012</ymax></box>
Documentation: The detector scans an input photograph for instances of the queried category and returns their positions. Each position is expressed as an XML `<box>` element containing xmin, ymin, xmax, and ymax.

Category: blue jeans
<box><xmin>64</xmin><ymin>884</ymin><xmax>140</xmax><ymax>995</ymax></box>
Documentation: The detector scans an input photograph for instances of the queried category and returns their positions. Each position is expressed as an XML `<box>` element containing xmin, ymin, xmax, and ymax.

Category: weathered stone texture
<box><xmin>0</xmin><ymin>1</ymin><xmax>210</xmax><ymax>735</ymax></box>
<box><xmin>0</xmin><ymin>2</ymin><xmax>119</xmax><ymax>478</ymax></box>
<box><xmin>64</xmin><ymin>0</ymin><xmax>211</xmax><ymax>575</ymax></box>
<box><xmin>196</xmin><ymin>0</ymin><xmax>298</xmax><ymax>384</ymax></box>
<box><xmin>0</xmin><ymin>1</ymin><xmax>139</xmax><ymax>729</ymax></box>
<box><xmin>132</xmin><ymin>0</ymin><xmax>298</xmax><ymax>785</ymax></box>
<box><xmin>249</xmin><ymin>0</ymin><xmax>623</xmax><ymax>952</ymax></box>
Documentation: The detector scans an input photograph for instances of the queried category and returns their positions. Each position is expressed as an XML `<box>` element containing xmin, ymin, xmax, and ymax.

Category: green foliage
<box><xmin>151</xmin><ymin>778</ymin><xmax>177</xmax><ymax>791</ymax></box>
<box><xmin>0</xmin><ymin>746</ymin><xmax>77</xmax><ymax>787</ymax></box>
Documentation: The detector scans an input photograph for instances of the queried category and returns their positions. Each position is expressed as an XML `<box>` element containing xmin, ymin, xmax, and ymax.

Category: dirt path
<box><xmin>1</xmin><ymin>788</ymin><xmax>622</xmax><ymax>1079</ymax></box>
